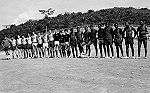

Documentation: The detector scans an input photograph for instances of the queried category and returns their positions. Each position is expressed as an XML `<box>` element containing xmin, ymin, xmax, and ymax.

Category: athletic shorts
<box><xmin>48</xmin><ymin>41</ymin><xmax>54</xmax><ymax>48</ymax></box>
<box><xmin>43</xmin><ymin>43</ymin><xmax>49</xmax><ymax>48</ymax></box>
<box><xmin>11</xmin><ymin>46</ymin><xmax>16</xmax><ymax>51</ymax></box>
<box><xmin>27</xmin><ymin>44</ymin><xmax>32</xmax><ymax>49</ymax></box>
<box><xmin>54</xmin><ymin>41</ymin><xmax>59</xmax><ymax>45</ymax></box>
<box><xmin>114</xmin><ymin>38</ymin><xmax>122</xmax><ymax>46</ymax></box>
<box><xmin>125</xmin><ymin>38</ymin><xmax>134</xmax><ymax>45</ymax></box>
<box><xmin>37</xmin><ymin>44</ymin><xmax>43</xmax><ymax>48</ymax></box>
<box><xmin>32</xmin><ymin>42</ymin><xmax>38</xmax><ymax>46</ymax></box>
<box><xmin>22</xmin><ymin>44</ymin><xmax>26</xmax><ymax>49</ymax></box>
<box><xmin>98</xmin><ymin>39</ymin><xmax>105</xmax><ymax>45</ymax></box>
<box><xmin>17</xmin><ymin>44</ymin><xmax>22</xmax><ymax>49</ymax></box>
<box><xmin>3</xmin><ymin>46</ymin><xmax>10</xmax><ymax>51</ymax></box>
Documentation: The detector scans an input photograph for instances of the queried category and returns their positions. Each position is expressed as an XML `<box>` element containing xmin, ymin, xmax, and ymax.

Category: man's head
<box><xmin>64</xmin><ymin>29</ymin><xmax>68</xmax><ymax>34</ymax></box>
<box><xmin>70</xmin><ymin>28</ymin><xmax>73</xmax><ymax>33</ymax></box>
<box><xmin>114</xmin><ymin>23</ymin><xmax>118</xmax><ymax>28</ymax></box>
<box><xmin>84</xmin><ymin>26</ymin><xmax>88</xmax><ymax>32</ymax></box>
<box><xmin>77</xmin><ymin>26</ymin><xmax>80</xmax><ymax>32</ymax></box>
<box><xmin>105</xmin><ymin>22</ymin><xmax>109</xmax><ymax>27</ymax></box>
<box><xmin>90</xmin><ymin>25</ymin><xmax>94</xmax><ymax>29</ymax></box>
<box><xmin>140</xmin><ymin>21</ymin><xmax>144</xmax><ymax>25</ymax></box>
<box><xmin>125</xmin><ymin>22</ymin><xmax>130</xmax><ymax>27</ymax></box>
<box><xmin>98</xmin><ymin>24</ymin><xmax>102</xmax><ymax>28</ymax></box>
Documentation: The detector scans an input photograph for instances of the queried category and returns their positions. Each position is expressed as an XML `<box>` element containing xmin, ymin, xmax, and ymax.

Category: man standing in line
<box><xmin>103</xmin><ymin>22</ymin><xmax>114</xmax><ymax>58</ymax></box>
<box><xmin>1</xmin><ymin>36</ymin><xmax>11</xmax><ymax>59</ymax></box>
<box><xmin>43</xmin><ymin>31</ymin><xmax>49</xmax><ymax>58</ymax></box>
<box><xmin>64</xmin><ymin>29</ymin><xmax>71</xmax><ymax>58</ymax></box>
<box><xmin>48</xmin><ymin>30</ymin><xmax>55</xmax><ymax>58</ymax></box>
<box><xmin>11</xmin><ymin>37</ymin><xmax>17</xmax><ymax>59</ymax></box>
<box><xmin>16</xmin><ymin>35</ymin><xmax>22</xmax><ymax>58</ymax></box>
<box><xmin>86</xmin><ymin>25</ymin><xmax>98</xmax><ymax>57</ymax></box>
<box><xmin>97</xmin><ymin>24</ymin><xmax>106</xmax><ymax>58</ymax></box>
<box><xmin>31</xmin><ymin>32</ymin><xmax>38</xmax><ymax>58</ymax></box>
<box><xmin>75</xmin><ymin>26</ymin><xmax>84</xmax><ymax>57</ymax></box>
<box><xmin>137</xmin><ymin>21</ymin><xmax>149</xmax><ymax>59</ymax></box>
<box><xmin>123</xmin><ymin>22</ymin><xmax>137</xmax><ymax>58</ymax></box>
<box><xmin>113</xmin><ymin>23</ymin><xmax>124</xmax><ymax>58</ymax></box>
<box><xmin>70</xmin><ymin>28</ymin><xmax>78</xmax><ymax>58</ymax></box>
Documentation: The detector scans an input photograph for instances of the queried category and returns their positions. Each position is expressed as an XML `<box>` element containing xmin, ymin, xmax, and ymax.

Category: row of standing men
<box><xmin>1</xmin><ymin>21</ymin><xmax>149</xmax><ymax>59</ymax></box>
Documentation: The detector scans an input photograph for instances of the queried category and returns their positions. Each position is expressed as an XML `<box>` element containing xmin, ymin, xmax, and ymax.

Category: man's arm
<box><xmin>132</xmin><ymin>27</ymin><xmax>137</xmax><ymax>38</ymax></box>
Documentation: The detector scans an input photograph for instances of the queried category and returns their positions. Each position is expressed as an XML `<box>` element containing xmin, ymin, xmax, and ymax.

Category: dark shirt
<box><xmin>53</xmin><ymin>33</ymin><xmax>61</xmax><ymax>41</ymax></box>
<box><xmin>64</xmin><ymin>34</ymin><xmax>70</xmax><ymax>42</ymax></box>
<box><xmin>83</xmin><ymin>31</ymin><xmax>91</xmax><ymax>43</ymax></box>
<box><xmin>103</xmin><ymin>26</ymin><xmax>114</xmax><ymax>40</ymax></box>
<box><xmin>70</xmin><ymin>32</ymin><xmax>77</xmax><ymax>45</ymax></box>
<box><xmin>75</xmin><ymin>31</ymin><xmax>83</xmax><ymax>42</ymax></box>
<box><xmin>98</xmin><ymin>27</ymin><xmax>104</xmax><ymax>39</ymax></box>
<box><xmin>137</xmin><ymin>25</ymin><xmax>148</xmax><ymax>39</ymax></box>
<box><xmin>114</xmin><ymin>28</ymin><xmax>123</xmax><ymax>39</ymax></box>
<box><xmin>59</xmin><ymin>34</ymin><xmax>65</xmax><ymax>43</ymax></box>
<box><xmin>123</xmin><ymin>26</ymin><xmax>136</xmax><ymax>38</ymax></box>
<box><xmin>90</xmin><ymin>29</ymin><xmax>97</xmax><ymax>40</ymax></box>
<box><xmin>2</xmin><ymin>39</ymin><xmax>11</xmax><ymax>47</ymax></box>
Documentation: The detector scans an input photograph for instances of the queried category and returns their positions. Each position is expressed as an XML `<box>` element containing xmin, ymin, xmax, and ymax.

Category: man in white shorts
<box><xmin>43</xmin><ymin>31</ymin><xmax>49</xmax><ymax>58</ymax></box>
<box><xmin>16</xmin><ymin>35</ymin><xmax>22</xmax><ymax>58</ymax></box>
<box><xmin>48</xmin><ymin>30</ymin><xmax>55</xmax><ymax>58</ymax></box>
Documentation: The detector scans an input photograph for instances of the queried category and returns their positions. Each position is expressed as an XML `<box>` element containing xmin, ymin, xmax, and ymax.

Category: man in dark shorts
<box><xmin>103</xmin><ymin>22</ymin><xmax>114</xmax><ymax>58</ymax></box>
<box><xmin>27</xmin><ymin>33</ymin><xmax>33</xmax><ymax>58</ymax></box>
<box><xmin>21</xmin><ymin>35</ymin><xmax>27</xmax><ymax>59</ymax></box>
<box><xmin>37</xmin><ymin>32</ymin><xmax>43</xmax><ymax>58</ymax></box>
<box><xmin>48</xmin><ymin>30</ymin><xmax>55</xmax><ymax>58</ymax></box>
<box><xmin>64</xmin><ymin>29</ymin><xmax>71</xmax><ymax>58</ymax></box>
<box><xmin>1</xmin><ymin>36</ymin><xmax>11</xmax><ymax>59</ymax></box>
<box><xmin>16</xmin><ymin>35</ymin><xmax>22</xmax><ymax>58</ymax></box>
<box><xmin>75</xmin><ymin>26</ymin><xmax>84</xmax><ymax>57</ymax></box>
<box><xmin>70</xmin><ymin>28</ymin><xmax>78</xmax><ymax>58</ymax></box>
<box><xmin>97</xmin><ymin>24</ymin><xmax>106</xmax><ymax>58</ymax></box>
<box><xmin>113</xmin><ymin>23</ymin><xmax>124</xmax><ymax>58</ymax></box>
<box><xmin>86</xmin><ymin>25</ymin><xmax>98</xmax><ymax>57</ymax></box>
<box><xmin>137</xmin><ymin>21</ymin><xmax>149</xmax><ymax>59</ymax></box>
<box><xmin>123</xmin><ymin>22</ymin><xmax>137</xmax><ymax>59</ymax></box>
<box><xmin>82</xmin><ymin>26</ymin><xmax>91</xmax><ymax>57</ymax></box>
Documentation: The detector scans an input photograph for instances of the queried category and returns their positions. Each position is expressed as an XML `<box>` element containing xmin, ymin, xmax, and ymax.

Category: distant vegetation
<box><xmin>1</xmin><ymin>7</ymin><xmax>150</xmax><ymax>43</ymax></box>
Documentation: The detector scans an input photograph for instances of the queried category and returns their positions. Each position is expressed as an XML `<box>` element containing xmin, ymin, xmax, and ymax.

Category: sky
<box><xmin>0</xmin><ymin>0</ymin><xmax>150</xmax><ymax>30</ymax></box>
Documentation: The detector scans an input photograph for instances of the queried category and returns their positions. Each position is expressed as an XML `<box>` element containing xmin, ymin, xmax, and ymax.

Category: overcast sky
<box><xmin>0</xmin><ymin>0</ymin><xmax>150</xmax><ymax>30</ymax></box>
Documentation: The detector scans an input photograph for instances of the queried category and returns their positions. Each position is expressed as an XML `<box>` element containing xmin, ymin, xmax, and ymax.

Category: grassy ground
<box><xmin>0</xmin><ymin>34</ymin><xmax>150</xmax><ymax>93</ymax></box>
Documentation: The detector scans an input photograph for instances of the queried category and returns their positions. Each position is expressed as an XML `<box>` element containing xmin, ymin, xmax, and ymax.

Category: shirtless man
<box><xmin>16</xmin><ymin>35</ymin><xmax>22</xmax><ymax>58</ymax></box>
<box><xmin>37</xmin><ymin>32</ymin><xmax>43</xmax><ymax>58</ymax></box>
<box><xmin>11</xmin><ymin>37</ymin><xmax>17</xmax><ymax>59</ymax></box>
<box><xmin>48</xmin><ymin>30</ymin><xmax>55</xmax><ymax>58</ymax></box>
<box><xmin>43</xmin><ymin>31</ymin><xmax>49</xmax><ymax>58</ymax></box>
<box><xmin>31</xmin><ymin>32</ymin><xmax>38</xmax><ymax>58</ymax></box>
<box><xmin>21</xmin><ymin>35</ymin><xmax>27</xmax><ymax>59</ymax></box>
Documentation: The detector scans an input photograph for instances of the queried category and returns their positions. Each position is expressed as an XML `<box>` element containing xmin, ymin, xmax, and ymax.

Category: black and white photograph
<box><xmin>0</xmin><ymin>0</ymin><xmax>150</xmax><ymax>92</ymax></box>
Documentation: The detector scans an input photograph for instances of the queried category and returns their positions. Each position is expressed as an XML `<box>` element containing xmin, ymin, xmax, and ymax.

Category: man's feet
<box><xmin>131</xmin><ymin>56</ymin><xmax>136</xmax><ymax>59</ymax></box>
<box><xmin>124</xmin><ymin>56</ymin><xmax>129</xmax><ymax>59</ymax></box>
<box><xmin>144</xmin><ymin>57</ymin><xmax>147</xmax><ymax>59</ymax></box>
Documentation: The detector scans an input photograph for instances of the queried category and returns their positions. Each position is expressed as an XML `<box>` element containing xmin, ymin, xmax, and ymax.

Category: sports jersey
<box><xmin>59</xmin><ymin>34</ymin><xmax>65</xmax><ymax>43</ymax></box>
<box><xmin>54</xmin><ymin>33</ymin><xmax>61</xmax><ymax>41</ymax></box>
<box><xmin>64</xmin><ymin>34</ymin><xmax>70</xmax><ymax>42</ymax></box>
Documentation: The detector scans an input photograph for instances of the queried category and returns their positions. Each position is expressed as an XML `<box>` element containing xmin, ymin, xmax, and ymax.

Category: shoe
<box><xmin>95</xmin><ymin>56</ymin><xmax>98</xmax><ymax>58</ymax></box>
<box><xmin>144</xmin><ymin>57</ymin><xmax>147</xmax><ymax>59</ymax></box>
<box><xmin>137</xmin><ymin>57</ymin><xmax>141</xmax><ymax>59</ymax></box>
<box><xmin>111</xmin><ymin>56</ymin><xmax>115</xmax><ymax>59</ymax></box>
<box><xmin>131</xmin><ymin>56</ymin><xmax>136</xmax><ymax>59</ymax></box>
<box><xmin>124</xmin><ymin>56</ymin><xmax>129</xmax><ymax>59</ymax></box>
<box><xmin>105</xmin><ymin>57</ymin><xmax>111</xmax><ymax>59</ymax></box>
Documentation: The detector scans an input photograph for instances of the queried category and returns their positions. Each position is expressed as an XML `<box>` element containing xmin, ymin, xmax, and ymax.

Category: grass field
<box><xmin>0</xmin><ymin>27</ymin><xmax>150</xmax><ymax>93</ymax></box>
